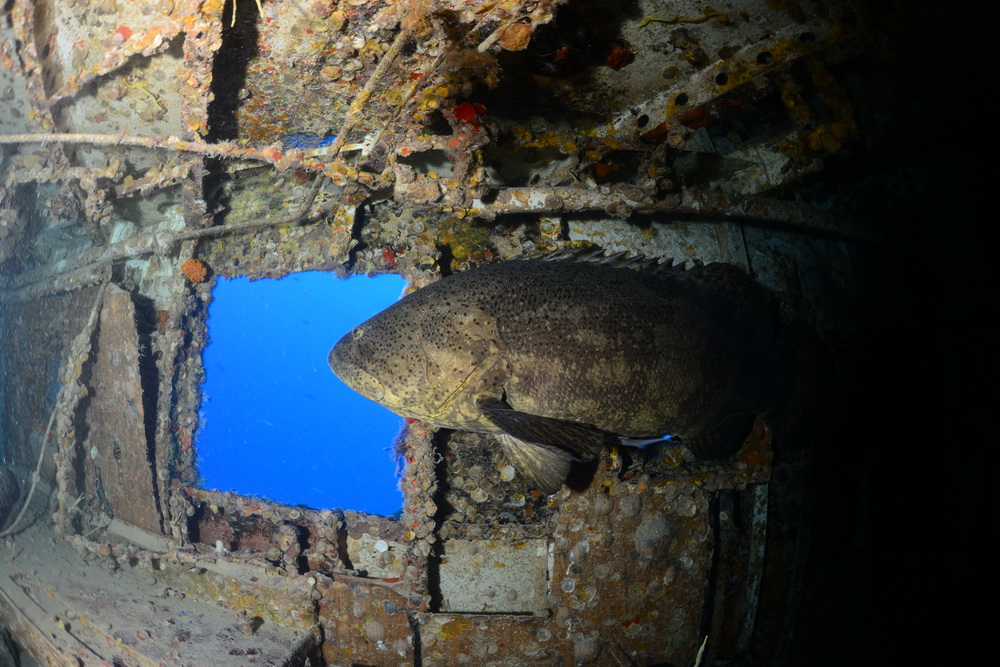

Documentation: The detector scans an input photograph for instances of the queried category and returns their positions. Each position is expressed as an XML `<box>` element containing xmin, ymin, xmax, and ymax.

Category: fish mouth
<box><xmin>328</xmin><ymin>337</ymin><xmax>386</xmax><ymax>401</ymax></box>
<box><xmin>327</xmin><ymin>337</ymin><xmax>350</xmax><ymax>380</ymax></box>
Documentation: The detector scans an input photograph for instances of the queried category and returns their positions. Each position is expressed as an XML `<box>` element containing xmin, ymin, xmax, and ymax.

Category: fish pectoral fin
<box><xmin>682</xmin><ymin>411</ymin><xmax>757</xmax><ymax>459</ymax></box>
<box><xmin>476</xmin><ymin>398</ymin><xmax>604</xmax><ymax>462</ymax></box>
<box><xmin>497</xmin><ymin>434</ymin><xmax>573</xmax><ymax>495</ymax></box>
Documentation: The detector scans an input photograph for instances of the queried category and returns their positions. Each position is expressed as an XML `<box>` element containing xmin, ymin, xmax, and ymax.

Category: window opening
<box><xmin>197</xmin><ymin>271</ymin><xmax>407</xmax><ymax>515</ymax></box>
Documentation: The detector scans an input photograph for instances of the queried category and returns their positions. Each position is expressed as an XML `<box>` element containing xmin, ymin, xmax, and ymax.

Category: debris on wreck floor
<box><xmin>1</xmin><ymin>512</ymin><xmax>317</xmax><ymax>665</ymax></box>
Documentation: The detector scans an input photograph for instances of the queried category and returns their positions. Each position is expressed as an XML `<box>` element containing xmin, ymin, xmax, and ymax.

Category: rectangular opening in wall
<box><xmin>196</xmin><ymin>270</ymin><xmax>408</xmax><ymax>515</ymax></box>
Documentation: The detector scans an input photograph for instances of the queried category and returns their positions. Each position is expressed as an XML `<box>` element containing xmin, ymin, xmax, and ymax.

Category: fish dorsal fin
<box><xmin>520</xmin><ymin>249</ymin><xmax>774</xmax><ymax>339</ymax></box>
<box><xmin>496</xmin><ymin>434</ymin><xmax>572</xmax><ymax>495</ymax></box>
<box><xmin>672</xmin><ymin>261</ymin><xmax>758</xmax><ymax>299</ymax></box>
<box><xmin>525</xmin><ymin>246</ymin><xmax>681</xmax><ymax>277</ymax></box>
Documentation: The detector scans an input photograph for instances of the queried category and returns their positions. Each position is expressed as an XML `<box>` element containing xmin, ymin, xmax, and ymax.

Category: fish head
<box><xmin>328</xmin><ymin>294</ymin><xmax>504</xmax><ymax>423</ymax></box>
<box><xmin>328</xmin><ymin>310</ymin><xmax>427</xmax><ymax>417</ymax></box>
<box><xmin>328</xmin><ymin>327</ymin><xmax>391</xmax><ymax>405</ymax></box>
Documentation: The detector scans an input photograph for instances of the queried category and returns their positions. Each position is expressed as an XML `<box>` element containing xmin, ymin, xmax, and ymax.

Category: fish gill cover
<box><xmin>197</xmin><ymin>271</ymin><xmax>407</xmax><ymax>515</ymax></box>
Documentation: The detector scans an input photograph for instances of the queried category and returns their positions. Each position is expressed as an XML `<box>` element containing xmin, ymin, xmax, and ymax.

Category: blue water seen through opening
<box><xmin>196</xmin><ymin>271</ymin><xmax>408</xmax><ymax>515</ymax></box>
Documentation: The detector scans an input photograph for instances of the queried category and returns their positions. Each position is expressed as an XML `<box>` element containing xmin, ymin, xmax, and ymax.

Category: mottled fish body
<box><xmin>329</xmin><ymin>256</ymin><xmax>828</xmax><ymax>493</ymax></box>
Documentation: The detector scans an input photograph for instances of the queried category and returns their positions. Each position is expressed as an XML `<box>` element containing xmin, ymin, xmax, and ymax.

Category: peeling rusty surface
<box><xmin>316</xmin><ymin>574</ymin><xmax>415</xmax><ymax>665</ymax></box>
<box><xmin>0</xmin><ymin>286</ymin><xmax>99</xmax><ymax>472</ymax></box>
<box><xmin>549</xmin><ymin>481</ymin><xmax>713</xmax><ymax>663</ymax></box>
<box><xmin>83</xmin><ymin>284</ymin><xmax>162</xmax><ymax>534</ymax></box>
<box><xmin>419</xmin><ymin>613</ymin><xmax>563</xmax><ymax>665</ymax></box>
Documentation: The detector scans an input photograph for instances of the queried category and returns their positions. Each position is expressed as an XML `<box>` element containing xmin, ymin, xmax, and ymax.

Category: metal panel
<box><xmin>84</xmin><ymin>284</ymin><xmax>162</xmax><ymax>534</ymax></box>
<box><xmin>438</xmin><ymin>538</ymin><xmax>548</xmax><ymax>614</ymax></box>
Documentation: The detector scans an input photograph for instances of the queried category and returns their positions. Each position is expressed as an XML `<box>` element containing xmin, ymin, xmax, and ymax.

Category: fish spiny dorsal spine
<box><xmin>520</xmin><ymin>246</ymin><xmax>683</xmax><ymax>277</ymax></box>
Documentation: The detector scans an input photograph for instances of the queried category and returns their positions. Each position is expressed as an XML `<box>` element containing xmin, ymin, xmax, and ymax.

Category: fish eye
<box><xmin>352</xmin><ymin>327</ymin><xmax>364</xmax><ymax>341</ymax></box>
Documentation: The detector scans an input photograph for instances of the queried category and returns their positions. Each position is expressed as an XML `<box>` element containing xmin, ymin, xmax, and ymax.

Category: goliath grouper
<box><xmin>328</xmin><ymin>254</ymin><xmax>830</xmax><ymax>494</ymax></box>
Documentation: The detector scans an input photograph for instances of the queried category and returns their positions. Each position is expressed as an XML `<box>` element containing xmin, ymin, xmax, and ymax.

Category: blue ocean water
<box><xmin>196</xmin><ymin>271</ymin><xmax>407</xmax><ymax>515</ymax></box>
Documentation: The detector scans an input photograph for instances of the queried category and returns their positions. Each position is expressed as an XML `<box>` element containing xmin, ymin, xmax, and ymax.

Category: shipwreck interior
<box><xmin>0</xmin><ymin>0</ymin><xmax>990</xmax><ymax>665</ymax></box>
